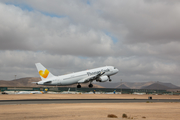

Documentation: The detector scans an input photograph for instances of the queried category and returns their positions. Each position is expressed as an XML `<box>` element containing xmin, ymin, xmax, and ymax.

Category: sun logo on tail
<box><xmin>39</xmin><ymin>69</ymin><xmax>49</xmax><ymax>78</ymax></box>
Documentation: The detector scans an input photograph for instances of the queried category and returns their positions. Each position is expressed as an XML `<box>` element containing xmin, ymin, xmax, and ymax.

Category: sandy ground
<box><xmin>0</xmin><ymin>94</ymin><xmax>180</xmax><ymax>120</ymax></box>
<box><xmin>0</xmin><ymin>94</ymin><xmax>180</xmax><ymax>100</ymax></box>
<box><xmin>0</xmin><ymin>103</ymin><xmax>180</xmax><ymax>120</ymax></box>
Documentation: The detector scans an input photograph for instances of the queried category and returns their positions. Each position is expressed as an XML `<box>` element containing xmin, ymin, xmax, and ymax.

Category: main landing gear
<box><xmin>88</xmin><ymin>83</ymin><xmax>93</xmax><ymax>88</ymax></box>
<box><xmin>77</xmin><ymin>83</ymin><xmax>93</xmax><ymax>88</ymax></box>
<box><xmin>77</xmin><ymin>84</ymin><xmax>81</xmax><ymax>88</ymax></box>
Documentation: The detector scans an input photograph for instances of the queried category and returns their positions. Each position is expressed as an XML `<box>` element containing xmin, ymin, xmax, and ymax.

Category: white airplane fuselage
<box><xmin>37</xmin><ymin>66</ymin><xmax>118</xmax><ymax>86</ymax></box>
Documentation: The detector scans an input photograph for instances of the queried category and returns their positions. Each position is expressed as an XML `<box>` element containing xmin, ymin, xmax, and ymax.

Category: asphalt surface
<box><xmin>0</xmin><ymin>99</ymin><xmax>180</xmax><ymax>105</ymax></box>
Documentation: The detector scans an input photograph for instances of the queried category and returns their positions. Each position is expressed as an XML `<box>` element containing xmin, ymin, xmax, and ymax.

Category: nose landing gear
<box><xmin>108</xmin><ymin>76</ymin><xmax>112</xmax><ymax>82</ymax></box>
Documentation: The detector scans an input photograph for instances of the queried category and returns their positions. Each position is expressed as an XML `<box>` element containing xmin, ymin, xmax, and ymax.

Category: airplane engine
<box><xmin>97</xmin><ymin>76</ymin><xmax>109</xmax><ymax>82</ymax></box>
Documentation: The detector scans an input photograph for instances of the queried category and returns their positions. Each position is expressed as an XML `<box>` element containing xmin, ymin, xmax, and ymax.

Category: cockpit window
<box><xmin>114</xmin><ymin>67</ymin><xmax>117</xmax><ymax>69</ymax></box>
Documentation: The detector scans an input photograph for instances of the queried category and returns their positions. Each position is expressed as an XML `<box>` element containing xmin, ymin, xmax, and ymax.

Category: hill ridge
<box><xmin>0</xmin><ymin>77</ymin><xmax>103</xmax><ymax>88</ymax></box>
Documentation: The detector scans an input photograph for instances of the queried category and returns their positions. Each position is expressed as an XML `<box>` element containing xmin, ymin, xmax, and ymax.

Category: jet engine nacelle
<box><xmin>97</xmin><ymin>76</ymin><xmax>109</xmax><ymax>82</ymax></box>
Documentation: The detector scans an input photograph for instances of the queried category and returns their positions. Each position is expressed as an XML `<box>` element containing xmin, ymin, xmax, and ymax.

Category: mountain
<box><xmin>157</xmin><ymin>82</ymin><xmax>179</xmax><ymax>89</ymax></box>
<box><xmin>141</xmin><ymin>82</ymin><xmax>171</xmax><ymax>90</ymax></box>
<box><xmin>95</xmin><ymin>81</ymin><xmax>154</xmax><ymax>89</ymax></box>
<box><xmin>0</xmin><ymin>77</ymin><xmax>41</xmax><ymax>87</ymax></box>
<box><xmin>0</xmin><ymin>77</ymin><xmax>103</xmax><ymax>88</ymax></box>
<box><xmin>96</xmin><ymin>81</ymin><xmax>180</xmax><ymax>89</ymax></box>
<box><xmin>1</xmin><ymin>77</ymin><xmax>179</xmax><ymax>89</ymax></box>
<box><xmin>121</xmin><ymin>82</ymin><xmax>154</xmax><ymax>89</ymax></box>
<box><xmin>95</xmin><ymin>82</ymin><xmax>119</xmax><ymax>88</ymax></box>
<box><xmin>116</xmin><ymin>84</ymin><xmax>130</xmax><ymax>89</ymax></box>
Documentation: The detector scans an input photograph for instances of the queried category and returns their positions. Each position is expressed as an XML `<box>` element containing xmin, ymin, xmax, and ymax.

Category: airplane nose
<box><xmin>115</xmin><ymin>68</ymin><xmax>119</xmax><ymax>73</ymax></box>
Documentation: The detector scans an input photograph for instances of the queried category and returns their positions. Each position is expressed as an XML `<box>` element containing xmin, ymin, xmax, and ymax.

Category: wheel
<box><xmin>77</xmin><ymin>84</ymin><xmax>81</xmax><ymax>88</ymax></box>
<box><xmin>108</xmin><ymin>76</ymin><xmax>112</xmax><ymax>82</ymax></box>
<box><xmin>88</xmin><ymin>84</ymin><xmax>93</xmax><ymax>88</ymax></box>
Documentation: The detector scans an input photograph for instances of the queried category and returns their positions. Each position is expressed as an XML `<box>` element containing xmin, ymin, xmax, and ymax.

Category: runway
<box><xmin>0</xmin><ymin>99</ymin><xmax>180</xmax><ymax>105</ymax></box>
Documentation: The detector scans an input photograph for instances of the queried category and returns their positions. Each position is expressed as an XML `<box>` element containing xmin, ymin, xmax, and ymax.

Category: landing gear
<box><xmin>89</xmin><ymin>84</ymin><xmax>93</xmax><ymax>88</ymax></box>
<box><xmin>108</xmin><ymin>76</ymin><xmax>112</xmax><ymax>82</ymax></box>
<box><xmin>77</xmin><ymin>84</ymin><xmax>81</xmax><ymax>88</ymax></box>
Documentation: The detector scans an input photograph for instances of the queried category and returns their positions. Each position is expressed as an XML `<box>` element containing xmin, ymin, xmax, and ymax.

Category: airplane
<box><xmin>34</xmin><ymin>63</ymin><xmax>119</xmax><ymax>88</ymax></box>
<box><xmin>18</xmin><ymin>91</ymin><xmax>44</xmax><ymax>94</ymax></box>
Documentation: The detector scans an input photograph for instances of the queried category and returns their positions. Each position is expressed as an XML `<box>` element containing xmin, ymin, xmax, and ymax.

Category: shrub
<box><xmin>107</xmin><ymin>114</ymin><xmax>118</xmax><ymax>118</ymax></box>
<box><xmin>122</xmin><ymin>113</ymin><xmax>128</xmax><ymax>118</ymax></box>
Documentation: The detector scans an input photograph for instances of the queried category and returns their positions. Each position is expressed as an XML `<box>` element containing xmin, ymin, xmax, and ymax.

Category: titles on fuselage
<box><xmin>87</xmin><ymin>68</ymin><xmax>110</xmax><ymax>76</ymax></box>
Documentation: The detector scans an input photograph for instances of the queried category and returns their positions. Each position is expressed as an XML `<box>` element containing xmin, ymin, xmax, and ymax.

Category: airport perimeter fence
<box><xmin>0</xmin><ymin>87</ymin><xmax>175</xmax><ymax>94</ymax></box>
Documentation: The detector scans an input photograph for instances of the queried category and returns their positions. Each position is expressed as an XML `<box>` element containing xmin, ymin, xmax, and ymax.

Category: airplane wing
<box><xmin>33</xmin><ymin>80</ymin><xmax>52</xmax><ymax>85</ymax></box>
<box><xmin>78</xmin><ymin>72</ymin><xmax>105</xmax><ymax>83</ymax></box>
<box><xmin>43</xmin><ymin>81</ymin><xmax>52</xmax><ymax>84</ymax></box>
